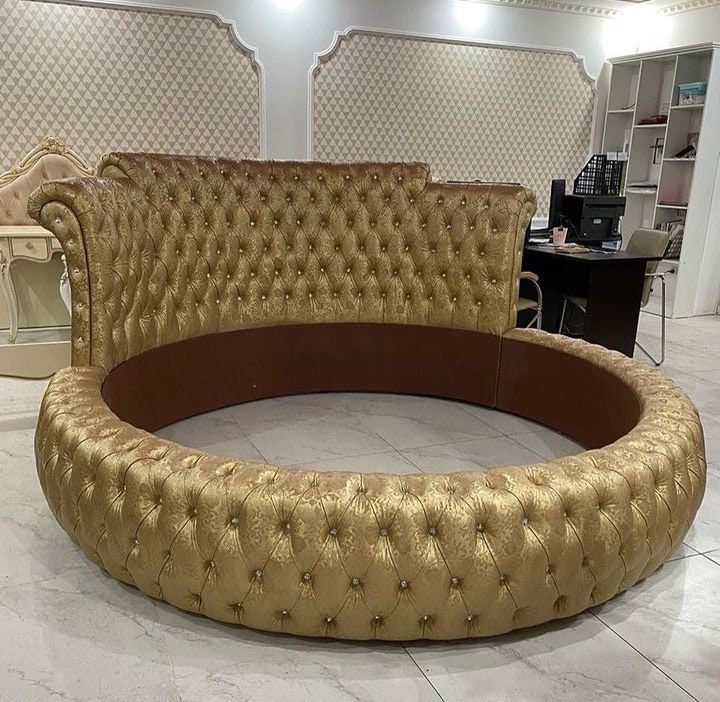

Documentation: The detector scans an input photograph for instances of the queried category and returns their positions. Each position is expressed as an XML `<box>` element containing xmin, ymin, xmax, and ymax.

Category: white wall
<box><xmin>659</xmin><ymin>5</ymin><xmax>720</xmax><ymax>49</ymax></box>
<box><xmin>600</xmin><ymin>3</ymin><xmax>720</xmax><ymax>56</ymax></box>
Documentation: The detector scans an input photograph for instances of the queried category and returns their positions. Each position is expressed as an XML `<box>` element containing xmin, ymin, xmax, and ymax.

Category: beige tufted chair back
<box><xmin>29</xmin><ymin>154</ymin><xmax>535</xmax><ymax>372</ymax></box>
<box><xmin>0</xmin><ymin>151</ymin><xmax>93</xmax><ymax>226</ymax></box>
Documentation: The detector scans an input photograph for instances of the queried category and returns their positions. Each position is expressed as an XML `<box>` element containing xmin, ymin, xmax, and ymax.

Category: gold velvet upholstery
<box><xmin>29</xmin><ymin>155</ymin><xmax>705</xmax><ymax>640</ymax></box>
<box><xmin>35</xmin><ymin>154</ymin><xmax>533</xmax><ymax>370</ymax></box>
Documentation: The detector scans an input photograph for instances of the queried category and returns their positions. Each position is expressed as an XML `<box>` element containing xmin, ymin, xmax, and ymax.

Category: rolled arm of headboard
<box><xmin>28</xmin><ymin>177</ymin><xmax>159</xmax><ymax>370</ymax></box>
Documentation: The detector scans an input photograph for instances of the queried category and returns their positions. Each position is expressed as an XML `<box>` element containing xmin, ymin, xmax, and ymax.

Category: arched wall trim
<box><xmin>309</xmin><ymin>28</ymin><xmax>596</xmax><ymax>216</ymax></box>
<box><xmin>0</xmin><ymin>0</ymin><xmax>267</xmax><ymax>164</ymax></box>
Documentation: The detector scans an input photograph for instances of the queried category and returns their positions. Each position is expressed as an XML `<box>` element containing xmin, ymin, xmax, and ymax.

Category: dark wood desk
<box><xmin>522</xmin><ymin>244</ymin><xmax>661</xmax><ymax>357</ymax></box>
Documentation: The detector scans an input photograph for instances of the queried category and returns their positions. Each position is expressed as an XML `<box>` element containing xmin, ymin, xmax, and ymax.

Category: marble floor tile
<box><xmin>0</xmin><ymin>502</ymin><xmax>85</xmax><ymax>591</ymax></box>
<box><xmin>157</xmin><ymin>605</ymin><xmax>441</xmax><ymax>701</ymax></box>
<box><xmin>95</xmin><ymin>682</ymin><xmax>182</xmax><ymax>701</ymax></box>
<box><xmin>155</xmin><ymin>408</ymin><xmax>267</xmax><ymax>463</ymax></box>
<box><xmin>510</xmin><ymin>428</ymin><xmax>585</xmax><ymax>460</ymax></box>
<box><xmin>683</xmin><ymin>463</ymin><xmax>720</xmax><ymax>554</ymax></box>
<box><xmin>401</xmin><ymin>435</ymin><xmax>545</xmax><ymax>473</ymax></box>
<box><xmin>227</xmin><ymin>394</ymin><xmax>393</xmax><ymax>465</ymax></box>
<box><xmin>665</xmin><ymin>373</ymin><xmax>720</xmax><ymax>417</ymax></box>
<box><xmin>0</xmin><ymin>428</ymin><xmax>87</xmax><ymax>589</ymax></box>
<box><xmin>691</xmin><ymin>368</ymin><xmax>720</xmax><ymax>385</ymax></box>
<box><xmin>667</xmin><ymin>542</ymin><xmax>701</xmax><ymax>561</ymax></box>
<box><xmin>405</xmin><ymin>613</ymin><xmax>695</xmax><ymax>702</ymax></box>
<box><xmin>700</xmin><ymin>415</ymin><xmax>720</xmax><ymax>466</ymax></box>
<box><xmin>0</xmin><ymin>376</ymin><xmax>47</xmax><ymax>431</ymax></box>
<box><xmin>452</xmin><ymin>401</ymin><xmax>545</xmax><ymax>436</ymax></box>
<box><xmin>321</xmin><ymin>393</ymin><xmax>502</xmax><ymax>451</ymax></box>
<box><xmin>290</xmin><ymin>448</ymin><xmax>422</xmax><ymax>474</ymax></box>
<box><xmin>705</xmin><ymin>550</ymin><xmax>720</xmax><ymax>565</ymax></box>
<box><xmin>592</xmin><ymin>555</ymin><xmax>720</xmax><ymax>702</ymax></box>
<box><xmin>636</xmin><ymin>313</ymin><xmax>720</xmax><ymax>357</ymax></box>
<box><xmin>0</xmin><ymin>568</ymin><xmax>176</xmax><ymax>702</ymax></box>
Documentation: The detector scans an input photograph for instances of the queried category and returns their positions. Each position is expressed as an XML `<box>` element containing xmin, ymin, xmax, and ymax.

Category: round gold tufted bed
<box><xmin>29</xmin><ymin>154</ymin><xmax>706</xmax><ymax>640</ymax></box>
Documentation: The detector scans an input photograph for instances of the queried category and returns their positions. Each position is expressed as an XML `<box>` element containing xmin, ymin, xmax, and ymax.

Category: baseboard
<box><xmin>0</xmin><ymin>340</ymin><xmax>70</xmax><ymax>379</ymax></box>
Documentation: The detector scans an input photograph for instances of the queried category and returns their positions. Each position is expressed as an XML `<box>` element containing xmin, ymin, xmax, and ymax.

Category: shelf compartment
<box><xmin>654</xmin><ymin>206</ymin><xmax>686</xmax><ymax>231</ymax></box>
<box><xmin>672</xmin><ymin>51</ymin><xmax>711</xmax><ymax>106</ymax></box>
<box><xmin>620</xmin><ymin>188</ymin><xmax>657</xmax><ymax>246</ymax></box>
<box><xmin>608</xmin><ymin>62</ymin><xmax>640</xmax><ymax>112</ymax></box>
<box><xmin>665</xmin><ymin>104</ymin><xmax>703</xmax><ymax>159</ymax></box>
<box><xmin>626</xmin><ymin>126</ymin><xmax>665</xmax><ymax>187</ymax></box>
<box><xmin>635</xmin><ymin>57</ymin><xmax>676</xmax><ymax>124</ymax></box>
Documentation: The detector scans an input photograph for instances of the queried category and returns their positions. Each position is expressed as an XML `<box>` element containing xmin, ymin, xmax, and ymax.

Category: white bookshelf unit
<box><xmin>601</xmin><ymin>43</ymin><xmax>720</xmax><ymax>318</ymax></box>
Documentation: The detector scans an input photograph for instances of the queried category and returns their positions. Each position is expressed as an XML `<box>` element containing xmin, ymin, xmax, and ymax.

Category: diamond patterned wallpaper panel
<box><xmin>0</xmin><ymin>0</ymin><xmax>261</xmax><ymax>171</ymax></box>
<box><xmin>313</xmin><ymin>32</ymin><xmax>595</xmax><ymax>215</ymax></box>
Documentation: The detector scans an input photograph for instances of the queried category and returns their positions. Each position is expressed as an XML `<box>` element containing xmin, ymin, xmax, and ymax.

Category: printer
<box><xmin>561</xmin><ymin>192</ymin><xmax>625</xmax><ymax>243</ymax></box>
<box><xmin>532</xmin><ymin>156</ymin><xmax>626</xmax><ymax>244</ymax></box>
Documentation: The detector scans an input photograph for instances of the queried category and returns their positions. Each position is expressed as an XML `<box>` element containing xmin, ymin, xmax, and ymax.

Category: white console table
<box><xmin>0</xmin><ymin>225</ymin><xmax>64</xmax><ymax>343</ymax></box>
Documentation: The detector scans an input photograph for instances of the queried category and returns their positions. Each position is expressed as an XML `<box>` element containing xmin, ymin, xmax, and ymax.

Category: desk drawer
<box><xmin>11</xmin><ymin>238</ymin><xmax>50</xmax><ymax>260</ymax></box>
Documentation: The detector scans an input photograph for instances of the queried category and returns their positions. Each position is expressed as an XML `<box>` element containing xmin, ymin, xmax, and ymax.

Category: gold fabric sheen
<box><xmin>29</xmin><ymin>155</ymin><xmax>705</xmax><ymax>640</ymax></box>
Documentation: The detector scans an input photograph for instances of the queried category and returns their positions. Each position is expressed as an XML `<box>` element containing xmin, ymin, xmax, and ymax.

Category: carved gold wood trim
<box><xmin>0</xmin><ymin>136</ymin><xmax>93</xmax><ymax>188</ymax></box>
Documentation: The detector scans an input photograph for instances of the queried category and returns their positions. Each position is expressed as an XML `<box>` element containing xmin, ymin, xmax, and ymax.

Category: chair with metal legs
<box><xmin>558</xmin><ymin>228</ymin><xmax>670</xmax><ymax>365</ymax></box>
<box><xmin>518</xmin><ymin>270</ymin><xmax>543</xmax><ymax>329</ymax></box>
<box><xmin>635</xmin><ymin>269</ymin><xmax>667</xmax><ymax>366</ymax></box>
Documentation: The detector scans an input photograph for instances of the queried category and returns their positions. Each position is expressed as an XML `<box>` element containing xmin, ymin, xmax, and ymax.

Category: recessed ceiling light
<box><xmin>453</xmin><ymin>0</ymin><xmax>486</xmax><ymax>31</ymax></box>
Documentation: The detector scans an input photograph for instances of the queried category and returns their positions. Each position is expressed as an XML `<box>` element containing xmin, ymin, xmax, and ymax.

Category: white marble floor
<box><xmin>1</xmin><ymin>313</ymin><xmax>719</xmax><ymax>701</ymax></box>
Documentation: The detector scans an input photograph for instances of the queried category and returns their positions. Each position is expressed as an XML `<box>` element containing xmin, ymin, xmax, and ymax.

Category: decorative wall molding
<box><xmin>39</xmin><ymin>0</ymin><xmax>267</xmax><ymax>157</ymax></box>
<box><xmin>470</xmin><ymin>0</ymin><xmax>620</xmax><ymax>18</ymax></box>
<box><xmin>308</xmin><ymin>27</ymin><xmax>596</xmax><ymax>160</ymax></box>
<box><xmin>656</xmin><ymin>0</ymin><xmax>720</xmax><ymax>14</ymax></box>
<box><xmin>309</xmin><ymin>28</ymin><xmax>596</xmax><ymax>216</ymax></box>
<box><xmin>462</xmin><ymin>0</ymin><xmax>720</xmax><ymax>17</ymax></box>
<box><xmin>0</xmin><ymin>0</ymin><xmax>267</xmax><ymax>166</ymax></box>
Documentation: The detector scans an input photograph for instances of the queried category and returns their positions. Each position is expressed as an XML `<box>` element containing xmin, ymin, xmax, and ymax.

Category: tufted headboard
<box><xmin>0</xmin><ymin>137</ymin><xmax>93</xmax><ymax>226</ymax></box>
<box><xmin>28</xmin><ymin>153</ymin><xmax>536</xmax><ymax>371</ymax></box>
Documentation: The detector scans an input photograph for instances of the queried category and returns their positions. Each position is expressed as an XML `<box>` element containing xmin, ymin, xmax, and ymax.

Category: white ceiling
<box><xmin>465</xmin><ymin>0</ymin><xmax>720</xmax><ymax>17</ymax></box>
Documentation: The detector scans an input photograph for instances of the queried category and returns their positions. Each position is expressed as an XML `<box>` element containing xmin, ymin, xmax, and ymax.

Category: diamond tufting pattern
<box><xmin>28</xmin><ymin>156</ymin><xmax>705</xmax><ymax>640</ymax></box>
<box><xmin>31</xmin><ymin>154</ymin><xmax>534</xmax><ymax>371</ymax></box>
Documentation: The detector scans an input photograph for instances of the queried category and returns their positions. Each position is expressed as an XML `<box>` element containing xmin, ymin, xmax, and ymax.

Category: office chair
<box><xmin>518</xmin><ymin>271</ymin><xmax>543</xmax><ymax>329</ymax></box>
<box><xmin>558</xmin><ymin>228</ymin><xmax>670</xmax><ymax>365</ymax></box>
